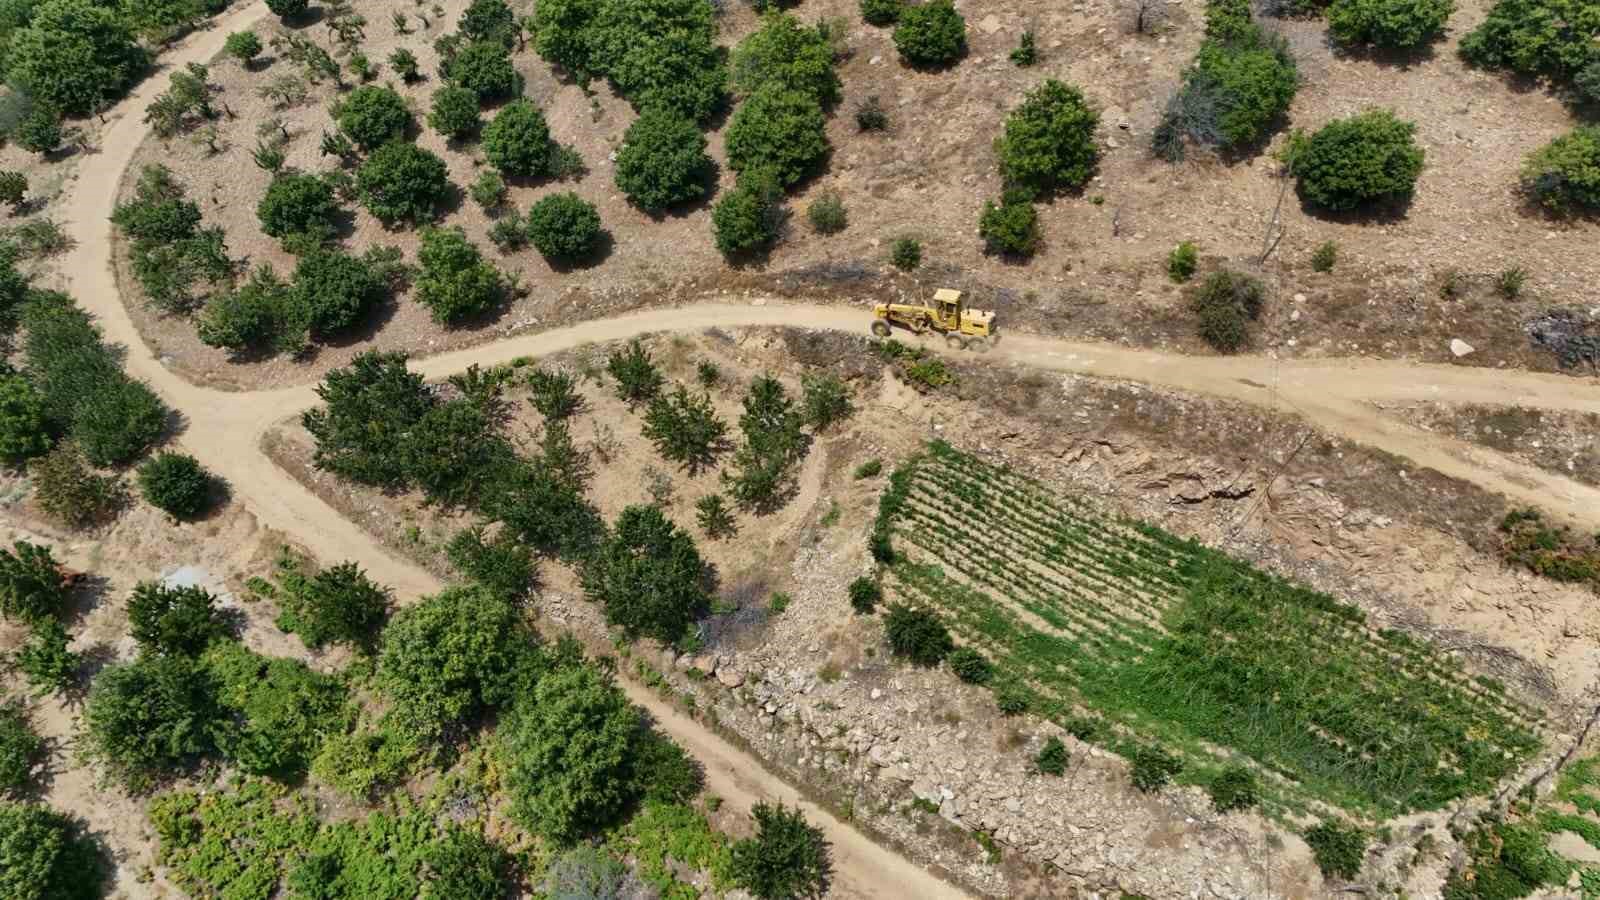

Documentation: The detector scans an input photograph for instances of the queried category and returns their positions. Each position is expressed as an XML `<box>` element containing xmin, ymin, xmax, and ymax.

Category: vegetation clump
<box><xmin>415</xmin><ymin>227</ymin><xmax>504</xmax><ymax>324</ymax></box>
<box><xmin>729</xmin><ymin>803</ymin><xmax>832</xmax><ymax>900</ymax></box>
<box><xmin>1304</xmin><ymin>820</ymin><xmax>1367</xmax><ymax>880</ymax></box>
<box><xmin>356</xmin><ymin>142</ymin><xmax>451</xmax><ymax>226</ymax></box>
<box><xmin>5</xmin><ymin>0</ymin><xmax>148</xmax><ymax>115</ymax></box>
<box><xmin>1191</xmin><ymin>269</ymin><xmax>1266</xmax><ymax>352</ymax></box>
<box><xmin>1035</xmin><ymin>737</ymin><xmax>1068</xmax><ymax>775</ymax></box>
<box><xmin>978</xmin><ymin>193</ymin><xmax>1040</xmax><ymax>256</ymax></box>
<box><xmin>136</xmin><ymin>451</ymin><xmax>213</xmax><ymax>519</ymax></box>
<box><xmin>1460</xmin><ymin>0</ymin><xmax>1600</xmax><ymax>93</ymax></box>
<box><xmin>483</xmin><ymin>99</ymin><xmax>552</xmax><ymax>177</ymax></box>
<box><xmin>847</xmin><ymin>576</ymin><xmax>881</xmax><ymax>614</ymax></box>
<box><xmin>428</xmin><ymin>85</ymin><xmax>482</xmax><ymax>139</ymax></box>
<box><xmin>582</xmin><ymin>505</ymin><xmax>707</xmax><ymax>643</ymax></box>
<box><xmin>1289</xmin><ymin>109</ymin><xmax>1425</xmax><ymax>212</ymax></box>
<box><xmin>614</xmin><ymin>109</ymin><xmax>714</xmax><ymax>212</ymax></box>
<box><xmin>996</xmin><ymin>79</ymin><xmax>1100</xmax><ymax>197</ymax></box>
<box><xmin>725</xmin><ymin>88</ymin><xmax>828</xmax><ymax>187</ymax></box>
<box><xmin>334</xmin><ymin>85</ymin><xmax>413</xmax><ymax>151</ymax></box>
<box><xmin>712</xmin><ymin>170</ymin><xmax>785</xmax><ymax>259</ymax></box>
<box><xmin>893</xmin><ymin>0</ymin><xmax>966</xmax><ymax>67</ymax></box>
<box><xmin>884</xmin><ymin>603</ymin><xmax>953</xmax><ymax>666</ymax></box>
<box><xmin>1168</xmin><ymin>241</ymin><xmax>1198</xmax><ymax>282</ymax></box>
<box><xmin>527</xmin><ymin>192</ymin><xmax>602</xmax><ymax>262</ymax></box>
<box><xmin>0</xmin><ymin>801</ymin><xmax>103</xmax><ymax>900</ymax></box>
<box><xmin>1520</xmin><ymin>126</ymin><xmax>1600</xmax><ymax>214</ymax></box>
<box><xmin>1328</xmin><ymin>0</ymin><xmax>1454</xmax><ymax>47</ymax></box>
<box><xmin>1153</xmin><ymin>0</ymin><xmax>1298</xmax><ymax>161</ymax></box>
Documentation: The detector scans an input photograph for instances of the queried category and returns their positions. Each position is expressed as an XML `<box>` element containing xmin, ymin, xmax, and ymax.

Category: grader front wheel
<box><xmin>870</xmin><ymin>320</ymin><xmax>891</xmax><ymax>338</ymax></box>
<box><xmin>945</xmin><ymin>334</ymin><xmax>966</xmax><ymax>350</ymax></box>
<box><xmin>967</xmin><ymin>337</ymin><xmax>989</xmax><ymax>353</ymax></box>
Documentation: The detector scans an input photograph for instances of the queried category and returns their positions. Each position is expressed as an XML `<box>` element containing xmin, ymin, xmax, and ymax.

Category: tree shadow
<box><xmin>1329</xmin><ymin>39</ymin><xmax>1440</xmax><ymax>71</ymax></box>
<box><xmin>1294</xmin><ymin>186</ymin><xmax>1415</xmax><ymax>224</ymax></box>
<box><xmin>546</xmin><ymin>230</ymin><xmax>616</xmax><ymax>273</ymax></box>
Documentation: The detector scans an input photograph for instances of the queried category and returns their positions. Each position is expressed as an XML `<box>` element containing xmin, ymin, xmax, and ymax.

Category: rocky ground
<box><xmin>1382</xmin><ymin>401</ymin><xmax>1600</xmax><ymax>489</ymax></box>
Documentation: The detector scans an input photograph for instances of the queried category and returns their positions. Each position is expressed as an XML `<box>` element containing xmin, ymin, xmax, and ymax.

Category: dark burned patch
<box><xmin>776</xmin><ymin>328</ymin><xmax>882</xmax><ymax>382</ymax></box>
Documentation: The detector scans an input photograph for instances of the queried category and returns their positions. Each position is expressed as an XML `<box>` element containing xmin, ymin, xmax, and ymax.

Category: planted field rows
<box><xmin>880</xmin><ymin>442</ymin><xmax>1543</xmax><ymax>819</ymax></box>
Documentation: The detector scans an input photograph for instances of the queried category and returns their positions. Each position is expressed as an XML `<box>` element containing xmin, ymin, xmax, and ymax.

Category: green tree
<box><xmin>614</xmin><ymin>108</ymin><xmax>713</xmax><ymax>212</ymax></box>
<box><xmin>847</xmin><ymin>576</ymin><xmax>880</xmax><ymax>614</ymax></box>
<box><xmin>5</xmin><ymin>0</ymin><xmax>148</xmax><ymax>115</ymax></box>
<box><xmin>1191</xmin><ymin>268</ymin><xmax>1265</xmax><ymax>353</ymax></box>
<box><xmin>424</xmin><ymin>824</ymin><xmax>514</xmax><ymax>900</ymax></box>
<box><xmin>265</xmin><ymin>0</ymin><xmax>308</xmax><ymax>20</ymax></box>
<box><xmin>729</xmin><ymin>803</ymin><xmax>831</xmax><ymax>900</ymax></box>
<box><xmin>947</xmin><ymin>646</ymin><xmax>992</xmax><ymax>682</ymax></box>
<box><xmin>1328</xmin><ymin>0</ymin><xmax>1453</xmax><ymax>47</ymax></box>
<box><xmin>884</xmin><ymin>603</ymin><xmax>952</xmax><ymax>666</ymax></box>
<box><xmin>695</xmin><ymin>493</ymin><xmax>736</xmax><ymax>538</ymax></box>
<box><xmin>0</xmin><ymin>801</ymin><xmax>104</xmax><ymax>900</ymax></box>
<box><xmin>527</xmin><ymin>367</ymin><xmax>584</xmax><ymax>419</ymax></box>
<box><xmin>582</xmin><ymin>504</ymin><xmax>707</xmax><ymax>643</ymax></box>
<box><xmin>997</xmin><ymin>79</ymin><xmax>1099</xmax><ymax>197</ymax></box>
<box><xmin>14</xmin><ymin>619</ymin><xmax>78</xmax><ymax>693</ymax></box>
<box><xmin>355</xmin><ymin>141</ymin><xmax>450</xmax><ymax>226</ymax></box>
<box><xmin>376</xmin><ymin>584</ymin><xmax>536</xmax><ymax>745</ymax></box>
<box><xmin>978</xmin><ymin>193</ymin><xmax>1040</xmax><ymax>256</ymax></box>
<box><xmin>276</xmin><ymin>560</ymin><xmax>390</xmax><ymax>650</ymax></box>
<box><xmin>70</xmin><ymin>378</ymin><xmax>166</xmax><ymax>468</ymax></box>
<box><xmin>892</xmin><ymin>0</ymin><xmax>965</xmax><ymax>67</ymax></box>
<box><xmin>223</xmin><ymin>30</ymin><xmax>261</xmax><ymax>66</ymax></box>
<box><xmin>606</xmin><ymin>340</ymin><xmax>663</xmax><ymax>405</ymax></box>
<box><xmin>1290</xmin><ymin>109</ymin><xmax>1425</xmax><ymax>212</ymax></box>
<box><xmin>1460</xmin><ymin>0</ymin><xmax>1600</xmax><ymax>87</ymax></box>
<box><xmin>445</xmin><ymin>40</ymin><xmax>523</xmax><ymax>101</ymax></box>
<box><xmin>447</xmin><ymin>525</ymin><xmax>536</xmax><ymax>601</ymax></box>
<box><xmin>500</xmin><ymin>663</ymin><xmax>641</xmax><ymax>843</ymax></box>
<box><xmin>482</xmin><ymin>99</ymin><xmax>551</xmax><ymax>177</ymax></box>
<box><xmin>586</xmin><ymin>0</ymin><xmax>727</xmax><ymax>122</ymax></box>
<box><xmin>643</xmin><ymin>385</ymin><xmax>727</xmax><ymax>473</ymax></box>
<box><xmin>0</xmin><ymin>701</ymin><xmax>41</xmax><ymax>793</ymax></box>
<box><xmin>0</xmin><ymin>540</ymin><xmax>66</xmax><ymax>623</ymax></box>
<box><xmin>0</xmin><ymin>171</ymin><xmax>26</xmax><ymax>211</ymax></box>
<box><xmin>725</xmin><ymin>87</ymin><xmax>828</xmax><ymax>187</ymax></box>
<box><xmin>712</xmin><ymin>170</ymin><xmax>784</xmax><ymax>258</ymax></box>
<box><xmin>889</xmin><ymin>237</ymin><xmax>921</xmax><ymax>270</ymax></box>
<box><xmin>136</xmin><ymin>451</ymin><xmax>213</xmax><ymax>520</ymax></box>
<box><xmin>334</xmin><ymin>85</ymin><xmax>412</xmax><ymax>151</ymax></box>
<box><xmin>527</xmin><ymin>192</ymin><xmax>602</xmax><ymax>261</ymax></box>
<box><xmin>428</xmin><ymin>85</ymin><xmax>481</xmax><ymax>139</ymax></box>
<box><xmin>1156</xmin><ymin>25</ymin><xmax>1298</xmax><ymax>159</ymax></box>
<box><xmin>0</xmin><ymin>375</ymin><xmax>49</xmax><ymax>464</ymax></box>
<box><xmin>83</xmin><ymin>654</ymin><xmax>219</xmax><ymax>790</ymax></box>
<box><xmin>203</xmin><ymin>640</ymin><xmax>349</xmax><ymax>777</ymax></box>
<box><xmin>732</xmin><ymin>12</ymin><xmax>840</xmax><ymax>104</ymax></box>
<box><xmin>860</xmin><ymin>0</ymin><xmax>902</xmax><ymax>25</ymax></box>
<box><xmin>724</xmin><ymin>375</ymin><xmax>805</xmax><ymax>511</ymax></box>
<box><xmin>1520</xmin><ymin>126</ymin><xmax>1600</xmax><ymax>213</ymax></box>
<box><xmin>12</xmin><ymin>105</ymin><xmax>59</xmax><ymax>155</ymax></box>
<box><xmin>415</xmin><ymin>226</ymin><xmax>505</xmax><ymax>324</ymax></box>
<box><xmin>196</xmin><ymin>265</ymin><xmax>307</xmax><ymax>355</ymax></box>
<box><xmin>256</xmin><ymin>171</ymin><xmax>340</xmax><ymax>244</ymax></box>
<box><xmin>291</xmin><ymin>248</ymin><xmax>386</xmax><ymax>338</ymax></box>
<box><xmin>303</xmin><ymin>351</ymin><xmax>434</xmax><ymax>487</ymax></box>
<box><xmin>460</xmin><ymin>0</ymin><xmax>518</xmax><ymax>46</ymax></box>
<box><xmin>125</xmin><ymin>581</ymin><xmax>227</xmax><ymax>656</ymax></box>
<box><xmin>403</xmin><ymin>399</ymin><xmax>511</xmax><ymax>506</ymax></box>
<box><xmin>800</xmin><ymin>373</ymin><xmax>852</xmax><ymax>430</ymax></box>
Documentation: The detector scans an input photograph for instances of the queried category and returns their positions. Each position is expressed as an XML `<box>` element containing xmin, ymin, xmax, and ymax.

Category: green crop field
<box><xmin>876</xmin><ymin>441</ymin><xmax>1543</xmax><ymax>819</ymax></box>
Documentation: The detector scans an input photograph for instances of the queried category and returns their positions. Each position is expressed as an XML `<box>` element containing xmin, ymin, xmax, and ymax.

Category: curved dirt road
<box><xmin>49</xmin><ymin>4</ymin><xmax>1600</xmax><ymax>898</ymax></box>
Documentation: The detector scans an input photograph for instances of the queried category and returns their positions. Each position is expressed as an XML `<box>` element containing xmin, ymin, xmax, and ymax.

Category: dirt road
<box><xmin>49</xmin><ymin>4</ymin><xmax>1600</xmax><ymax>897</ymax></box>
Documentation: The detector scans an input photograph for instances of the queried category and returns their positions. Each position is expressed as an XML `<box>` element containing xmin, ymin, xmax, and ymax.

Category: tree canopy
<box><xmin>581</xmin><ymin>504</ymin><xmax>707</xmax><ymax>643</ymax></box>
<box><xmin>5</xmin><ymin>0</ymin><xmax>148</xmax><ymax>115</ymax></box>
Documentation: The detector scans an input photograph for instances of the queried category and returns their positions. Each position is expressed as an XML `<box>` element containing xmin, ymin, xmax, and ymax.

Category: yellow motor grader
<box><xmin>870</xmin><ymin>288</ymin><xmax>997</xmax><ymax>351</ymax></box>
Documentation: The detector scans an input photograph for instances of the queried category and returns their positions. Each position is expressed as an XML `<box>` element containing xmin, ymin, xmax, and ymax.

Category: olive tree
<box><xmin>581</xmin><ymin>504</ymin><xmax>707</xmax><ymax>643</ymax></box>
<box><xmin>996</xmin><ymin>79</ymin><xmax>1100</xmax><ymax>197</ymax></box>
<box><xmin>526</xmin><ymin>192</ymin><xmax>602</xmax><ymax>261</ymax></box>
<box><xmin>614</xmin><ymin>109</ymin><xmax>713</xmax><ymax>212</ymax></box>
<box><xmin>334</xmin><ymin>85</ymin><xmax>413</xmax><ymax>150</ymax></box>
<box><xmin>724</xmin><ymin>87</ymin><xmax>828</xmax><ymax>187</ymax></box>
<box><xmin>482</xmin><ymin>99</ymin><xmax>551</xmax><ymax>177</ymax></box>
<box><xmin>355</xmin><ymin>141</ymin><xmax>450</xmax><ymax>226</ymax></box>
<box><xmin>415</xmin><ymin>226</ymin><xmax>505</xmax><ymax>323</ymax></box>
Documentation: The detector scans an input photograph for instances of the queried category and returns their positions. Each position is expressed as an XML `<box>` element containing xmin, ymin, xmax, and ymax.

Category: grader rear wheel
<box><xmin>870</xmin><ymin>320</ymin><xmax>891</xmax><ymax>338</ymax></box>
<box><xmin>945</xmin><ymin>334</ymin><xmax>966</xmax><ymax>350</ymax></box>
<box><xmin>967</xmin><ymin>337</ymin><xmax>989</xmax><ymax>353</ymax></box>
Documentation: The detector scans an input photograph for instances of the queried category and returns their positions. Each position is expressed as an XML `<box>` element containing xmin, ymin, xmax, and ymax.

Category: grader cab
<box><xmin>870</xmin><ymin>288</ymin><xmax>996</xmax><ymax>351</ymax></box>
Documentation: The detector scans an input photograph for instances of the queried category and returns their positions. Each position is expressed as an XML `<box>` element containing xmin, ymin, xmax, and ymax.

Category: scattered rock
<box><xmin>1450</xmin><ymin>338</ymin><xmax>1475</xmax><ymax>357</ymax></box>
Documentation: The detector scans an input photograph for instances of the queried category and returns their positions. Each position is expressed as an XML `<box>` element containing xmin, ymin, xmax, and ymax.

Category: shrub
<box><xmin>725</xmin><ymin>87</ymin><xmax>828</xmax><ymax>187</ymax></box>
<box><xmin>889</xmin><ymin>237</ymin><xmax>921</xmax><ymax>270</ymax></box>
<box><xmin>204</xmin><ymin>641</ymin><xmax>349</xmax><ymax>777</ymax></box>
<box><xmin>1290</xmin><ymin>110</ymin><xmax>1425</xmax><ymax>212</ymax></box>
<box><xmin>256</xmin><ymin>172</ymin><xmax>339</xmax><ymax>244</ymax></box>
<box><xmin>947</xmin><ymin>647</ymin><xmax>993</xmax><ymax>683</ymax></box>
<box><xmin>83</xmin><ymin>654</ymin><xmax>219</xmax><ymax>789</ymax></box>
<box><xmin>482</xmin><ymin>99</ymin><xmax>551</xmax><ymax>177</ymax></box>
<box><xmin>12</xmin><ymin>107</ymin><xmax>59</xmax><ymax>156</ymax></box>
<box><xmin>425</xmin><ymin>824</ymin><xmax>514</xmax><ymax>900</ymax></box>
<box><xmin>1577</xmin><ymin>59</ymin><xmax>1600</xmax><ymax>105</ymax></box>
<box><xmin>5</xmin><ymin>0</ymin><xmax>148</xmax><ymax>115</ymax></box>
<box><xmin>196</xmin><ymin>266</ymin><xmax>305</xmax><ymax>356</ymax></box>
<box><xmin>0</xmin><ymin>801</ymin><xmax>103</xmax><ymax>900</ymax></box>
<box><xmin>0</xmin><ymin>540</ymin><xmax>66</xmax><ymax>623</ymax></box>
<box><xmin>847</xmin><ymin>576</ymin><xmax>881</xmax><ymax>614</ymax></box>
<box><xmin>1208</xmin><ymin>765</ymin><xmax>1259</xmax><ymax>811</ymax></box>
<box><xmin>390</xmin><ymin>48</ymin><xmax>421</xmax><ymax>82</ymax></box>
<box><xmin>1328</xmin><ymin>0</ymin><xmax>1453</xmax><ymax>47</ymax></box>
<box><xmin>377</xmin><ymin>584</ymin><xmax>536</xmax><ymax>746</ymax></box>
<box><xmin>606</xmin><ymin>340</ymin><xmax>664</xmax><ymax>404</ymax></box>
<box><xmin>1496</xmin><ymin>266</ymin><xmax>1527</xmax><ymax>299</ymax></box>
<box><xmin>1311</xmin><ymin>240</ymin><xmax>1337</xmax><ymax>271</ymax></box>
<box><xmin>527</xmin><ymin>192</ymin><xmax>602</xmax><ymax>261</ymax></box>
<box><xmin>447</xmin><ymin>526</ymin><xmax>535</xmax><ymax>600</ymax></box>
<box><xmin>643</xmin><ymin>386</ymin><xmax>727</xmax><ymax>473</ymax></box>
<box><xmin>542</xmin><ymin>847</ymin><xmax>652</xmax><ymax>900</ymax></box>
<box><xmin>997</xmin><ymin>80</ymin><xmax>1099</xmax><ymax>197</ymax></box>
<box><xmin>303</xmin><ymin>351</ymin><xmax>433</xmax><ymax>487</ymax></box>
<box><xmin>978</xmin><ymin>195</ymin><xmax>1040</xmax><ymax>256</ymax></box>
<box><xmin>460</xmin><ymin>0</ymin><xmax>519</xmax><ymax>46</ymax></box>
<box><xmin>15</xmin><ymin>619</ymin><xmax>77</xmax><ymax>693</ymax></box>
<box><xmin>712</xmin><ymin>170</ymin><xmax>785</xmax><ymax>258</ymax></box>
<box><xmin>0</xmin><ymin>375</ymin><xmax>48</xmax><ymax>464</ymax></box>
<box><xmin>801</xmin><ymin>373</ymin><xmax>852</xmax><ymax>429</ymax></box>
<box><xmin>807</xmin><ymin>192</ymin><xmax>847</xmax><ymax>233</ymax></box>
<box><xmin>415</xmin><ymin>227</ymin><xmax>504</xmax><ymax>324</ymax></box>
<box><xmin>28</xmin><ymin>444</ymin><xmax>125</xmax><ymax>528</ymax></box>
<box><xmin>614</xmin><ymin>109</ymin><xmax>714</xmax><ymax>212</ymax></box>
<box><xmin>292</xmin><ymin>248</ymin><xmax>387</xmax><ymax>338</ymax></box>
<box><xmin>1168</xmin><ymin>241</ymin><xmax>1198</xmax><ymax>281</ymax></box>
<box><xmin>527</xmin><ymin>368</ymin><xmax>584</xmax><ymax>419</ymax></box>
<box><xmin>730</xmin><ymin>803</ymin><xmax>832</xmax><ymax>900</ymax></box>
<box><xmin>469</xmin><ymin>172</ymin><xmax>506</xmax><ymax>213</ymax></box>
<box><xmin>0</xmin><ymin>172</ymin><xmax>25</xmax><ymax>212</ymax></box>
<box><xmin>266</xmin><ymin>0</ymin><xmax>307</xmax><ymax>18</ymax></box>
<box><xmin>276</xmin><ymin>559</ymin><xmax>390</xmax><ymax>650</ymax></box>
<box><xmin>1304</xmin><ymin>821</ymin><xmax>1367</xmax><ymax>880</ymax></box>
<box><xmin>1459</xmin><ymin>0</ymin><xmax>1600</xmax><ymax>88</ymax></box>
<box><xmin>356</xmin><ymin>142</ymin><xmax>450</xmax><ymax>226</ymax></box>
<box><xmin>884</xmin><ymin>603</ymin><xmax>952</xmax><ymax>666</ymax></box>
<box><xmin>582</xmin><ymin>505</ymin><xmax>707</xmax><ymax>643</ymax></box>
<box><xmin>500</xmin><ymin>664</ymin><xmax>640</xmax><ymax>843</ymax></box>
<box><xmin>861</xmin><ymin>0</ymin><xmax>902</xmax><ymax>25</ymax></box>
<box><xmin>1155</xmin><ymin>23</ymin><xmax>1298</xmax><ymax>159</ymax></box>
<box><xmin>1130</xmin><ymin>745</ymin><xmax>1182</xmax><ymax>792</ymax></box>
<box><xmin>1011</xmin><ymin>29</ymin><xmax>1038</xmax><ymax>66</ymax></box>
<box><xmin>224</xmin><ymin>30</ymin><xmax>262</xmax><ymax>66</ymax></box>
<box><xmin>126</xmin><ymin>582</ymin><xmax>227</xmax><ymax>656</ymax></box>
<box><xmin>136</xmin><ymin>452</ymin><xmax>213</xmax><ymax>519</ymax></box>
<box><xmin>731</xmin><ymin>12</ymin><xmax>840</xmax><ymax>104</ymax></box>
<box><xmin>444</xmin><ymin>40</ymin><xmax>523</xmax><ymax>100</ymax></box>
<box><xmin>1035</xmin><ymin>737</ymin><xmax>1067</xmax><ymax>775</ymax></box>
<box><xmin>1520</xmin><ymin>126</ymin><xmax>1600</xmax><ymax>213</ymax></box>
<box><xmin>0</xmin><ymin>701</ymin><xmax>41</xmax><ymax>793</ymax></box>
<box><xmin>334</xmin><ymin>85</ymin><xmax>412</xmax><ymax>151</ymax></box>
<box><xmin>428</xmin><ymin>85</ymin><xmax>482</xmax><ymax>139</ymax></box>
<box><xmin>1191</xmin><ymin>269</ymin><xmax>1266</xmax><ymax>352</ymax></box>
<box><xmin>856</xmin><ymin>95</ymin><xmax>889</xmax><ymax>131</ymax></box>
<box><xmin>487</xmin><ymin>211</ymin><xmax>528</xmax><ymax>251</ymax></box>
<box><xmin>893</xmin><ymin>0</ymin><xmax>966</xmax><ymax>67</ymax></box>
